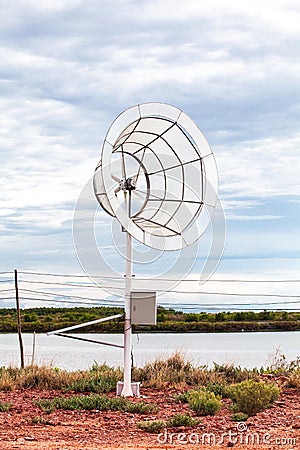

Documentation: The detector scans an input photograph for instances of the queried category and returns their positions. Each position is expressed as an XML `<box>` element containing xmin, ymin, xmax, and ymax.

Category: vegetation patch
<box><xmin>1</xmin><ymin>306</ymin><xmax>299</xmax><ymax>333</ymax></box>
<box><xmin>67</xmin><ymin>363</ymin><xmax>120</xmax><ymax>393</ymax></box>
<box><xmin>286</xmin><ymin>370</ymin><xmax>300</xmax><ymax>388</ymax></box>
<box><xmin>264</xmin><ymin>350</ymin><xmax>300</xmax><ymax>375</ymax></box>
<box><xmin>230</xmin><ymin>412</ymin><xmax>249</xmax><ymax>422</ymax></box>
<box><xmin>137</xmin><ymin>414</ymin><xmax>198</xmax><ymax>433</ymax></box>
<box><xmin>35</xmin><ymin>394</ymin><xmax>157</xmax><ymax>414</ymax></box>
<box><xmin>0</xmin><ymin>370</ymin><xmax>15</xmax><ymax>391</ymax></box>
<box><xmin>206</xmin><ymin>381</ymin><xmax>229</xmax><ymax>398</ymax></box>
<box><xmin>0</xmin><ymin>363</ymin><xmax>121</xmax><ymax>392</ymax></box>
<box><xmin>137</xmin><ymin>420</ymin><xmax>166</xmax><ymax>433</ymax></box>
<box><xmin>174</xmin><ymin>391</ymin><xmax>190</xmax><ymax>403</ymax></box>
<box><xmin>228</xmin><ymin>379</ymin><xmax>280</xmax><ymax>416</ymax></box>
<box><xmin>167</xmin><ymin>413</ymin><xmax>198</xmax><ymax>428</ymax></box>
<box><xmin>0</xmin><ymin>401</ymin><xmax>12</xmax><ymax>412</ymax></box>
<box><xmin>0</xmin><ymin>365</ymin><xmax>81</xmax><ymax>390</ymax></box>
<box><xmin>133</xmin><ymin>352</ymin><xmax>195</xmax><ymax>388</ymax></box>
<box><xmin>0</xmin><ymin>351</ymin><xmax>296</xmax><ymax>398</ymax></box>
<box><xmin>31</xmin><ymin>416</ymin><xmax>52</xmax><ymax>425</ymax></box>
<box><xmin>211</xmin><ymin>362</ymin><xmax>259</xmax><ymax>384</ymax></box>
<box><xmin>187</xmin><ymin>389</ymin><xmax>222</xmax><ymax>416</ymax></box>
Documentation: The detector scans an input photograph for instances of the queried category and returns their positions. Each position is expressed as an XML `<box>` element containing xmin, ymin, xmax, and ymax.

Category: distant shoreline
<box><xmin>0</xmin><ymin>306</ymin><xmax>299</xmax><ymax>333</ymax></box>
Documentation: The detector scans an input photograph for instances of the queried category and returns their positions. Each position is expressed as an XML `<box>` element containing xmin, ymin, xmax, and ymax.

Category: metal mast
<box><xmin>122</xmin><ymin>229</ymin><xmax>133</xmax><ymax>396</ymax></box>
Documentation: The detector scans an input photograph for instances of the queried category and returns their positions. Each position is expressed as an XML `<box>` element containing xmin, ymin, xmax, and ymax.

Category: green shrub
<box><xmin>228</xmin><ymin>380</ymin><xmax>280</xmax><ymax>416</ymax></box>
<box><xmin>230</xmin><ymin>412</ymin><xmax>249</xmax><ymax>421</ymax></box>
<box><xmin>67</xmin><ymin>363</ymin><xmax>121</xmax><ymax>393</ymax></box>
<box><xmin>167</xmin><ymin>414</ymin><xmax>198</xmax><ymax>428</ymax></box>
<box><xmin>35</xmin><ymin>394</ymin><xmax>157</xmax><ymax>414</ymax></box>
<box><xmin>174</xmin><ymin>391</ymin><xmax>190</xmax><ymax>403</ymax></box>
<box><xmin>0</xmin><ymin>401</ymin><xmax>12</xmax><ymax>412</ymax></box>
<box><xmin>206</xmin><ymin>381</ymin><xmax>229</xmax><ymax>398</ymax></box>
<box><xmin>137</xmin><ymin>420</ymin><xmax>166</xmax><ymax>433</ymax></box>
<box><xmin>67</xmin><ymin>373</ymin><xmax>117</xmax><ymax>393</ymax></box>
<box><xmin>187</xmin><ymin>389</ymin><xmax>222</xmax><ymax>416</ymax></box>
<box><xmin>120</xmin><ymin>400</ymin><xmax>158</xmax><ymax>414</ymax></box>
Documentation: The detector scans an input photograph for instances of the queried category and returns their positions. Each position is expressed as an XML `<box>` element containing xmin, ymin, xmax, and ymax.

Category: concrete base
<box><xmin>116</xmin><ymin>381</ymin><xmax>141</xmax><ymax>397</ymax></box>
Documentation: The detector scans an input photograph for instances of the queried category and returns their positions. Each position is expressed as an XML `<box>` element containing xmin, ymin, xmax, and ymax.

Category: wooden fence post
<box><xmin>14</xmin><ymin>269</ymin><xmax>24</xmax><ymax>368</ymax></box>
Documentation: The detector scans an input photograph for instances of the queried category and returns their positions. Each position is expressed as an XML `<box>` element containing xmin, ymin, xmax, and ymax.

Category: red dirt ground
<box><xmin>0</xmin><ymin>385</ymin><xmax>299</xmax><ymax>450</ymax></box>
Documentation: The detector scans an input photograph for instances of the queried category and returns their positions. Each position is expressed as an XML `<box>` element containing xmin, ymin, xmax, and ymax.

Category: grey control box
<box><xmin>130</xmin><ymin>291</ymin><xmax>157</xmax><ymax>325</ymax></box>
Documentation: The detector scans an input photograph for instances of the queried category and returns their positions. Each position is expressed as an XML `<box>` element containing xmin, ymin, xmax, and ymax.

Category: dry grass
<box><xmin>2</xmin><ymin>353</ymin><xmax>210</xmax><ymax>392</ymax></box>
<box><xmin>132</xmin><ymin>352</ymin><xmax>258</xmax><ymax>389</ymax></box>
<box><xmin>0</xmin><ymin>371</ymin><xmax>15</xmax><ymax>391</ymax></box>
<box><xmin>0</xmin><ymin>352</ymin><xmax>295</xmax><ymax>393</ymax></box>
<box><xmin>18</xmin><ymin>365</ymin><xmax>83</xmax><ymax>389</ymax></box>
<box><xmin>0</xmin><ymin>364</ymin><xmax>122</xmax><ymax>392</ymax></box>
<box><xmin>286</xmin><ymin>370</ymin><xmax>300</xmax><ymax>388</ymax></box>
<box><xmin>132</xmin><ymin>352</ymin><xmax>196</xmax><ymax>388</ymax></box>
<box><xmin>0</xmin><ymin>365</ymin><xmax>82</xmax><ymax>390</ymax></box>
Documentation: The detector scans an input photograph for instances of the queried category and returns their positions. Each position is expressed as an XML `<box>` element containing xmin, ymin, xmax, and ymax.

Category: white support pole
<box><xmin>121</xmin><ymin>231</ymin><xmax>133</xmax><ymax>396</ymax></box>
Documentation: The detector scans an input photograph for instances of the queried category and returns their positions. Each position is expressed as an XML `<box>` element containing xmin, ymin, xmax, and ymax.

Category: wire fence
<box><xmin>0</xmin><ymin>269</ymin><xmax>299</xmax><ymax>312</ymax></box>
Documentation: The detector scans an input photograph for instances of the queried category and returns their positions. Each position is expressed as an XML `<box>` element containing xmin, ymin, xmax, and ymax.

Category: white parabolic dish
<box><xmin>93</xmin><ymin>102</ymin><xmax>218</xmax><ymax>251</ymax></box>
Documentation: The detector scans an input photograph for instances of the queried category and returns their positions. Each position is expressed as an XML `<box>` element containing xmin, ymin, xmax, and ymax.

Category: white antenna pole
<box><xmin>121</xmin><ymin>230</ymin><xmax>133</xmax><ymax>396</ymax></box>
<box><xmin>93</xmin><ymin>103</ymin><xmax>219</xmax><ymax>397</ymax></box>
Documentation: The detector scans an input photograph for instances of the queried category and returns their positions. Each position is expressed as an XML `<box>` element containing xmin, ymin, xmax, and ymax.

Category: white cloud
<box><xmin>227</xmin><ymin>215</ymin><xmax>283</xmax><ymax>221</ymax></box>
<box><xmin>216</xmin><ymin>135</ymin><xmax>300</xmax><ymax>198</ymax></box>
<box><xmin>0</xmin><ymin>0</ymin><xmax>299</xmax><ymax>280</ymax></box>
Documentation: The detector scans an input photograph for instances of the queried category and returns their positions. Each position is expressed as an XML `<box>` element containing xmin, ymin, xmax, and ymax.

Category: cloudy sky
<box><xmin>1</xmin><ymin>0</ymin><xmax>299</xmax><ymax>309</ymax></box>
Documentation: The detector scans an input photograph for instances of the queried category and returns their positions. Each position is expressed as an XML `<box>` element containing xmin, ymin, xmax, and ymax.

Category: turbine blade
<box><xmin>135</xmin><ymin>149</ymin><xmax>146</xmax><ymax>183</ymax></box>
<box><xmin>121</xmin><ymin>147</ymin><xmax>126</xmax><ymax>179</ymax></box>
<box><xmin>123</xmin><ymin>190</ymin><xmax>127</xmax><ymax>210</ymax></box>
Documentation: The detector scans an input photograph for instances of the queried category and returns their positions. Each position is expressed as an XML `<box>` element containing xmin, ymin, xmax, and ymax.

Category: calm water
<box><xmin>1</xmin><ymin>332</ymin><xmax>299</xmax><ymax>370</ymax></box>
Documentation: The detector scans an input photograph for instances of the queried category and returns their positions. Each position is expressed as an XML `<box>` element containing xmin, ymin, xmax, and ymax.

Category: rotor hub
<box><xmin>119</xmin><ymin>177</ymin><xmax>136</xmax><ymax>192</ymax></box>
